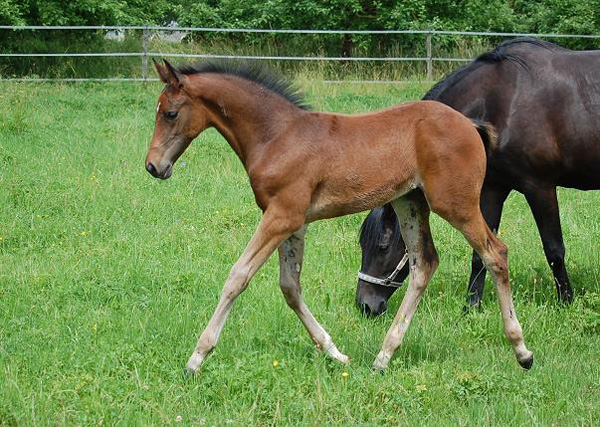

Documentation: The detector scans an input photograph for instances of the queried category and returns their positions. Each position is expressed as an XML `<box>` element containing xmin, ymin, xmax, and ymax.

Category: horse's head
<box><xmin>356</xmin><ymin>204</ymin><xmax>408</xmax><ymax>316</ymax></box>
<box><xmin>145</xmin><ymin>60</ymin><xmax>209</xmax><ymax>179</ymax></box>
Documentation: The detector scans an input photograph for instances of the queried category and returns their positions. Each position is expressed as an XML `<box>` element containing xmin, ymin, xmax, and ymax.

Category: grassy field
<box><xmin>1</xmin><ymin>80</ymin><xmax>599</xmax><ymax>426</ymax></box>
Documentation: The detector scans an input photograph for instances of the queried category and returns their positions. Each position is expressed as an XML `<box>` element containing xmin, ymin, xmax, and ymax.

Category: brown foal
<box><xmin>145</xmin><ymin>60</ymin><xmax>533</xmax><ymax>373</ymax></box>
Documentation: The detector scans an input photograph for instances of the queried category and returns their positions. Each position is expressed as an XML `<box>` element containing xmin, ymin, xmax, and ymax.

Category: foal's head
<box><xmin>145</xmin><ymin>60</ymin><xmax>309</xmax><ymax>180</ymax></box>
<box><xmin>145</xmin><ymin>60</ymin><xmax>208</xmax><ymax>179</ymax></box>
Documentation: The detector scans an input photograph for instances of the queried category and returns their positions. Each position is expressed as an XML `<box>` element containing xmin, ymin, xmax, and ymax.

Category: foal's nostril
<box><xmin>146</xmin><ymin>162</ymin><xmax>157</xmax><ymax>176</ymax></box>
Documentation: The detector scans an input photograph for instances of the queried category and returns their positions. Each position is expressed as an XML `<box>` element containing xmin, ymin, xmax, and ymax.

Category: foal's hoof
<box><xmin>337</xmin><ymin>354</ymin><xmax>350</xmax><ymax>365</ymax></box>
<box><xmin>182</xmin><ymin>366</ymin><xmax>197</xmax><ymax>379</ymax></box>
<box><xmin>186</xmin><ymin>351</ymin><xmax>206</xmax><ymax>373</ymax></box>
<box><xmin>372</xmin><ymin>351</ymin><xmax>390</xmax><ymax>371</ymax></box>
<box><xmin>324</xmin><ymin>342</ymin><xmax>350</xmax><ymax>365</ymax></box>
<box><xmin>371</xmin><ymin>364</ymin><xmax>387</xmax><ymax>374</ymax></box>
<box><xmin>518</xmin><ymin>353</ymin><xmax>534</xmax><ymax>370</ymax></box>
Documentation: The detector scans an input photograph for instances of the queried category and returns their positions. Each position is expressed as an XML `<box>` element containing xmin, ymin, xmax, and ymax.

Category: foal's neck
<box><xmin>190</xmin><ymin>74</ymin><xmax>305</xmax><ymax>167</ymax></box>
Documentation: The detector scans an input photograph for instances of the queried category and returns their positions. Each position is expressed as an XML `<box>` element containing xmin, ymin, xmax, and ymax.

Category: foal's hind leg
<box><xmin>456</xmin><ymin>214</ymin><xmax>534</xmax><ymax>369</ymax></box>
<box><xmin>373</xmin><ymin>193</ymin><xmax>439</xmax><ymax>370</ymax></box>
<box><xmin>278</xmin><ymin>226</ymin><xmax>348</xmax><ymax>363</ymax></box>
<box><xmin>466</xmin><ymin>185</ymin><xmax>510</xmax><ymax>309</ymax></box>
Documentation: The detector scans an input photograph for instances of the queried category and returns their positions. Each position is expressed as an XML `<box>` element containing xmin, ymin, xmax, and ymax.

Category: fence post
<box><xmin>426</xmin><ymin>32</ymin><xmax>433</xmax><ymax>80</ymax></box>
<box><xmin>142</xmin><ymin>26</ymin><xmax>149</xmax><ymax>82</ymax></box>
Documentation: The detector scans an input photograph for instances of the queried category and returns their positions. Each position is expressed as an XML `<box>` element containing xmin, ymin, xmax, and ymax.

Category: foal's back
<box><xmin>286</xmin><ymin>100</ymin><xmax>487</xmax><ymax>221</ymax></box>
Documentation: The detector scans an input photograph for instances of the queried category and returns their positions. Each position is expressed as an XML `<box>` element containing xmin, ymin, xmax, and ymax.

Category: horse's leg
<box><xmin>524</xmin><ymin>186</ymin><xmax>573</xmax><ymax>303</ymax></box>
<box><xmin>186</xmin><ymin>205</ymin><xmax>304</xmax><ymax>373</ymax></box>
<box><xmin>373</xmin><ymin>192</ymin><xmax>439</xmax><ymax>370</ymax></box>
<box><xmin>455</xmin><ymin>214</ymin><xmax>534</xmax><ymax>369</ymax></box>
<box><xmin>466</xmin><ymin>185</ymin><xmax>510</xmax><ymax>309</ymax></box>
<box><xmin>278</xmin><ymin>226</ymin><xmax>348</xmax><ymax>363</ymax></box>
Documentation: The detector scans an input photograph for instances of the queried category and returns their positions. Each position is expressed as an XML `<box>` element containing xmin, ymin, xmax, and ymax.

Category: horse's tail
<box><xmin>472</xmin><ymin>120</ymin><xmax>498</xmax><ymax>157</ymax></box>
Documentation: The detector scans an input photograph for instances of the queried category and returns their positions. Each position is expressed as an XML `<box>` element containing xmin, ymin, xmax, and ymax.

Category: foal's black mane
<box><xmin>177</xmin><ymin>61</ymin><xmax>310</xmax><ymax>110</ymax></box>
<box><xmin>359</xmin><ymin>206</ymin><xmax>403</xmax><ymax>252</ymax></box>
<box><xmin>423</xmin><ymin>37</ymin><xmax>560</xmax><ymax>101</ymax></box>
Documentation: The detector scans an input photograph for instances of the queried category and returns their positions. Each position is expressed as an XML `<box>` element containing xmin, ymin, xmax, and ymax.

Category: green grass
<box><xmin>0</xmin><ymin>80</ymin><xmax>599</xmax><ymax>426</ymax></box>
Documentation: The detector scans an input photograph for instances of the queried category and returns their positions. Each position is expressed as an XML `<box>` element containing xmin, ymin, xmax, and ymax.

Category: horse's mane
<box><xmin>177</xmin><ymin>61</ymin><xmax>310</xmax><ymax>110</ymax></box>
<box><xmin>359</xmin><ymin>205</ymin><xmax>402</xmax><ymax>252</ymax></box>
<box><xmin>423</xmin><ymin>37</ymin><xmax>562</xmax><ymax>101</ymax></box>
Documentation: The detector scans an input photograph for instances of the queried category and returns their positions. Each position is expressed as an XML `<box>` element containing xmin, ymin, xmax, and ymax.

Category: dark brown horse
<box><xmin>356</xmin><ymin>38</ymin><xmax>600</xmax><ymax>316</ymax></box>
<box><xmin>145</xmin><ymin>60</ymin><xmax>533</xmax><ymax>373</ymax></box>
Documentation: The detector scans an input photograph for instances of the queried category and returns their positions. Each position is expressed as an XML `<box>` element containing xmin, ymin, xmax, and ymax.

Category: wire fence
<box><xmin>1</xmin><ymin>26</ymin><xmax>599</xmax><ymax>83</ymax></box>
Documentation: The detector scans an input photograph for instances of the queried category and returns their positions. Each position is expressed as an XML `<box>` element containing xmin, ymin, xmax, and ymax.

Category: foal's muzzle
<box><xmin>146</xmin><ymin>162</ymin><xmax>172</xmax><ymax>179</ymax></box>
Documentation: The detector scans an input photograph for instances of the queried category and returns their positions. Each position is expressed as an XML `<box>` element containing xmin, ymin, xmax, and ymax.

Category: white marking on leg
<box><xmin>489</xmin><ymin>266</ymin><xmax>533</xmax><ymax>364</ymax></box>
<box><xmin>373</xmin><ymin>268</ymin><xmax>428</xmax><ymax>370</ymax></box>
<box><xmin>278</xmin><ymin>226</ymin><xmax>349</xmax><ymax>364</ymax></box>
<box><xmin>463</xmin><ymin>220</ymin><xmax>533</xmax><ymax>367</ymax></box>
<box><xmin>186</xmin><ymin>208</ymin><xmax>301</xmax><ymax>373</ymax></box>
<box><xmin>186</xmin><ymin>264</ymin><xmax>249</xmax><ymax>371</ymax></box>
<box><xmin>373</xmin><ymin>196</ymin><xmax>438</xmax><ymax>370</ymax></box>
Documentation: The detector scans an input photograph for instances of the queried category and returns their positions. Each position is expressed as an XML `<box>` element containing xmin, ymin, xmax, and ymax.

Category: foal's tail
<box><xmin>472</xmin><ymin>120</ymin><xmax>498</xmax><ymax>157</ymax></box>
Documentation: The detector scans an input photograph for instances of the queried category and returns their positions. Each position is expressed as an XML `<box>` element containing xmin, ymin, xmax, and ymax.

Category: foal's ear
<box><xmin>153</xmin><ymin>58</ymin><xmax>184</xmax><ymax>88</ymax></box>
<box><xmin>163</xmin><ymin>59</ymin><xmax>184</xmax><ymax>89</ymax></box>
<box><xmin>153</xmin><ymin>58</ymin><xmax>169</xmax><ymax>84</ymax></box>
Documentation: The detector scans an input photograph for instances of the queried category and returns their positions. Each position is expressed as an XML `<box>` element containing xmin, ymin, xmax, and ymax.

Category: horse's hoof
<box><xmin>372</xmin><ymin>352</ymin><xmax>390</xmax><ymax>371</ymax></box>
<box><xmin>558</xmin><ymin>291</ymin><xmax>574</xmax><ymax>305</ymax></box>
<box><xmin>371</xmin><ymin>363</ymin><xmax>387</xmax><ymax>374</ymax></box>
<box><xmin>324</xmin><ymin>342</ymin><xmax>350</xmax><ymax>365</ymax></box>
<box><xmin>462</xmin><ymin>300</ymin><xmax>482</xmax><ymax>315</ymax></box>
<box><xmin>518</xmin><ymin>353</ymin><xmax>534</xmax><ymax>370</ymax></box>
<box><xmin>186</xmin><ymin>351</ymin><xmax>205</xmax><ymax>373</ymax></box>
<box><xmin>183</xmin><ymin>366</ymin><xmax>197</xmax><ymax>378</ymax></box>
<box><xmin>338</xmin><ymin>354</ymin><xmax>350</xmax><ymax>365</ymax></box>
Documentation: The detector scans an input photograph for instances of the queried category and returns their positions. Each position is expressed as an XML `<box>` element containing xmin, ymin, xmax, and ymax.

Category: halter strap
<box><xmin>357</xmin><ymin>252</ymin><xmax>409</xmax><ymax>288</ymax></box>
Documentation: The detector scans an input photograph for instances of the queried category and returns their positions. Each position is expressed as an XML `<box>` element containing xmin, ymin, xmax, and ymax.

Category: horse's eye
<box><xmin>165</xmin><ymin>111</ymin><xmax>178</xmax><ymax>120</ymax></box>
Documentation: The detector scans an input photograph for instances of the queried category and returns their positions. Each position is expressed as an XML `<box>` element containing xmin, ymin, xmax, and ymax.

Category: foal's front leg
<box><xmin>278</xmin><ymin>226</ymin><xmax>349</xmax><ymax>363</ymax></box>
<box><xmin>186</xmin><ymin>206</ymin><xmax>303</xmax><ymax>373</ymax></box>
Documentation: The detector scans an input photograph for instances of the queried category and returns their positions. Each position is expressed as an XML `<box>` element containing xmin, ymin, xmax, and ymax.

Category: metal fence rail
<box><xmin>2</xmin><ymin>25</ymin><xmax>600</xmax><ymax>38</ymax></box>
<box><xmin>1</xmin><ymin>26</ymin><xmax>598</xmax><ymax>83</ymax></box>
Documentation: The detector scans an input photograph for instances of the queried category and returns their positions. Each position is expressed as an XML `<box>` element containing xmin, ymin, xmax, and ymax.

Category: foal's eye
<box><xmin>165</xmin><ymin>111</ymin><xmax>178</xmax><ymax>120</ymax></box>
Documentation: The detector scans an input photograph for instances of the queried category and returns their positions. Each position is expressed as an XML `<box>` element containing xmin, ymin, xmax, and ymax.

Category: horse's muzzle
<box><xmin>356</xmin><ymin>281</ymin><xmax>388</xmax><ymax>317</ymax></box>
<box><xmin>146</xmin><ymin>162</ymin><xmax>172</xmax><ymax>179</ymax></box>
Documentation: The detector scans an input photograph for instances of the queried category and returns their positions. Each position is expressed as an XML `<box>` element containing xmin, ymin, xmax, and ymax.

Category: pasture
<box><xmin>1</xmin><ymin>81</ymin><xmax>599</xmax><ymax>425</ymax></box>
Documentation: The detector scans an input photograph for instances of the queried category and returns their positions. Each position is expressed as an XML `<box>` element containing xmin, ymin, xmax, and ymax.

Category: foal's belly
<box><xmin>306</xmin><ymin>177</ymin><xmax>419</xmax><ymax>222</ymax></box>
